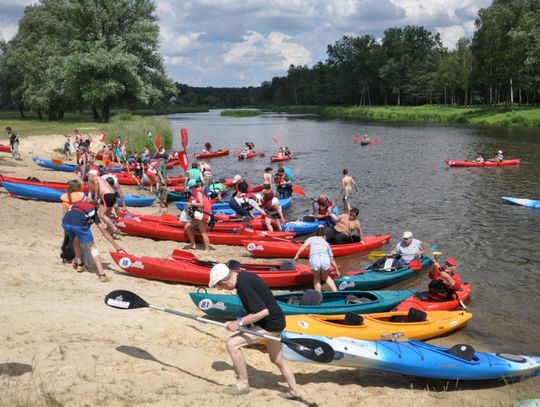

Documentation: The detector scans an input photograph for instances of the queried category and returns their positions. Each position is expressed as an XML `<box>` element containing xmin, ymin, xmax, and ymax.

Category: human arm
<box><xmin>117</xmin><ymin>186</ymin><xmax>127</xmax><ymax>211</ymax></box>
<box><xmin>225</xmin><ymin>308</ymin><xmax>269</xmax><ymax>331</ymax></box>
<box><xmin>96</xmin><ymin>223</ymin><xmax>125</xmax><ymax>252</ymax></box>
<box><xmin>354</xmin><ymin>220</ymin><xmax>365</xmax><ymax>243</ymax></box>
<box><xmin>293</xmin><ymin>241</ymin><xmax>309</xmax><ymax>261</ymax></box>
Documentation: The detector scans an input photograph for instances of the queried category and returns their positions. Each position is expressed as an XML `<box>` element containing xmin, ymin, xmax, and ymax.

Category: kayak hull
<box><xmin>393</xmin><ymin>282</ymin><xmax>472</xmax><ymax>312</ymax></box>
<box><xmin>0</xmin><ymin>174</ymin><xmax>89</xmax><ymax>192</ymax></box>
<box><xmin>32</xmin><ymin>157</ymin><xmax>124</xmax><ymax>173</ymax></box>
<box><xmin>444</xmin><ymin>159</ymin><xmax>521</xmax><ymax>167</ymax></box>
<box><xmin>270</xmin><ymin>155</ymin><xmax>293</xmax><ymax>162</ymax></box>
<box><xmin>194</xmin><ymin>149</ymin><xmax>229</xmax><ymax>159</ymax></box>
<box><xmin>0</xmin><ymin>144</ymin><xmax>11</xmax><ymax>153</ymax></box>
<box><xmin>282</xmin><ymin>333</ymin><xmax>540</xmax><ymax>380</ymax></box>
<box><xmin>501</xmin><ymin>196</ymin><xmax>540</xmax><ymax>209</ymax></box>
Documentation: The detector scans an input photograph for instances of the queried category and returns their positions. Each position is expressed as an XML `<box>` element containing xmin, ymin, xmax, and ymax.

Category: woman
<box><xmin>293</xmin><ymin>226</ymin><xmax>339</xmax><ymax>292</ymax></box>
<box><xmin>326</xmin><ymin>207</ymin><xmax>364</xmax><ymax>245</ymax></box>
<box><xmin>260</xmin><ymin>189</ymin><xmax>286</xmax><ymax>232</ymax></box>
<box><xmin>60</xmin><ymin>180</ymin><xmax>85</xmax><ymax>213</ymax></box>
<box><xmin>184</xmin><ymin>179</ymin><xmax>212</xmax><ymax>252</ymax></box>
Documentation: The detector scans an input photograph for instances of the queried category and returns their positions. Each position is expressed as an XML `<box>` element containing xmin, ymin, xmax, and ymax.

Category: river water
<box><xmin>167</xmin><ymin>110</ymin><xmax>540</xmax><ymax>355</ymax></box>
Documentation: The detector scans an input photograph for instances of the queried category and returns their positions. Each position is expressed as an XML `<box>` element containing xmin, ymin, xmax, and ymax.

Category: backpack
<box><xmin>60</xmin><ymin>233</ymin><xmax>75</xmax><ymax>262</ymax></box>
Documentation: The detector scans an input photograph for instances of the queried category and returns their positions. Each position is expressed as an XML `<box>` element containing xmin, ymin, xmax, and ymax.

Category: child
<box><xmin>63</xmin><ymin>137</ymin><xmax>71</xmax><ymax>161</ymax></box>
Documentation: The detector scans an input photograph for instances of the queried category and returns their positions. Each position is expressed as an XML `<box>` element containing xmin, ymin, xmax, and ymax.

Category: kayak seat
<box><xmin>280</xmin><ymin>260</ymin><xmax>296</xmax><ymax>271</ymax></box>
<box><xmin>407</xmin><ymin>308</ymin><xmax>427</xmax><ymax>322</ymax></box>
<box><xmin>343</xmin><ymin>312</ymin><xmax>364</xmax><ymax>326</ymax></box>
<box><xmin>447</xmin><ymin>344</ymin><xmax>475</xmax><ymax>361</ymax></box>
<box><xmin>299</xmin><ymin>290</ymin><xmax>323</xmax><ymax>306</ymax></box>
<box><xmin>345</xmin><ymin>294</ymin><xmax>372</xmax><ymax>304</ymax></box>
<box><xmin>286</xmin><ymin>296</ymin><xmax>302</xmax><ymax>305</ymax></box>
<box><xmin>302</xmin><ymin>215</ymin><xmax>316</xmax><ymax>222</ymax></box>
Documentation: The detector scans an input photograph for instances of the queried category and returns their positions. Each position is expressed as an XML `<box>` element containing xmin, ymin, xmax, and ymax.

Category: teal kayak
<box><xmin>189</xmin><ymin>289</ymin><xmax>416</xmax><ymax>318</ymax></box>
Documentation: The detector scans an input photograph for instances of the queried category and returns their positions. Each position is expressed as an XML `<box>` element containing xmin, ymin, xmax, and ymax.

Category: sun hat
<box><xmin>232</xmin><ymin>174</ymin><xmax>242</xmax><ymax>183</ymax></box>
<box><xmin>187</xmin><ymin>179</ymin><xmax>198</xmax><ymax>188</ymax></box>
<box><xmin>209</xmin><ymin>264</ymin><xmax>230</xmax><ymax>288</ymax></box>
<box><xmin>445</xmin><ymin>257</ymin><xmax>457</xmax><ymax>266</ymax></box>
<box><xmin>264</xmin><ymin>167</ymin><xmax>273</xmax><ymax>172</ymax></box>
<box><xmin>402</xmin><ymin>231</ymin><xmax>413</xmax><ymax>239</ymax></box>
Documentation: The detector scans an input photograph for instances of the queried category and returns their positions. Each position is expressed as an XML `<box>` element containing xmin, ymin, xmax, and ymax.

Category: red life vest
<box><xmin>274</xmin><ymin>172</ymin><xmax>285</xmax><ymax>186</ymax></box>
<box><xmin>70</xmin><ymin>201</ymin><xmax>97</xmax><ymax>225</ymax></box>
<box><xmin>188</xmin><ymin>187</ymin><xmax>212</xmax><ymax>222</ymax></box>
<box><xmin>317</xmin><ymin>199</ymin><xmax>332</xmax><ymax>215</ymax></box>
<box><xmin>262</xmin><ymin>197</ymin><xmax>275</xmax><ymax>211</ymax></box>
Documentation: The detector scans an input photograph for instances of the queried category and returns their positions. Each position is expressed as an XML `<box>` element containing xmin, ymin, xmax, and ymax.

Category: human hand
<box><xmin>225</xmin><ymin>320</ymin><xmax>240</xmax><ymax>332</ymax></box>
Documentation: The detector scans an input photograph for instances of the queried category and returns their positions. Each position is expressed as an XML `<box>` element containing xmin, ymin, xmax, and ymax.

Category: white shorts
<box><xmin>309</xmin><ymin>253</ymin><xmax>330</xmax><ymax>272</ymax></box>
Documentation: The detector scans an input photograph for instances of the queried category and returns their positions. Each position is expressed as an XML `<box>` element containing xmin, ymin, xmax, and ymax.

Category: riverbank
<box><xmin>221</xmin><ymin>109</ymin><xmax>263</xmax><ymax>117</ymax></box>
<box><xmin>274</xmin><ymin>105</ymin><xmax>540</xmax><ymax>128</ymax></box>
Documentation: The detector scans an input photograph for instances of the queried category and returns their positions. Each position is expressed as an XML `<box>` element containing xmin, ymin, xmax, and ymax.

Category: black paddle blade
<box><xmin>282</xmin><ymin>337</ymin><xmax>335</xmax><ymax>363</ymax></box>
<box><xmin>105</xmin><ymin>290</ymin><xmax>149</xmax><ymax>310</ymax></box>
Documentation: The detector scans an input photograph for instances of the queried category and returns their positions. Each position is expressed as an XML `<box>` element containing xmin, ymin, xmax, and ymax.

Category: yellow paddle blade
<box><xmin>368</xmin><ymin>251</ymin><xmax>387</xmax><ymax>260</ymax></box>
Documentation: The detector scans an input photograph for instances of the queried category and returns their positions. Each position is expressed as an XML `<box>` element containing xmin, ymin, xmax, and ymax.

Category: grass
<box><xmin>0</xmin><ymin>111</ymin><xmax>173</xmax><ymax>154</ymax></box>
<box><xmin>273</xmin><ymin>105</ymin><xmax>540</xmax><ymax>127</ymax></box>
<box><xmin>220</xmin><ymin>109</ymin><xmax>262</xmax><ymax>117</ymax></box>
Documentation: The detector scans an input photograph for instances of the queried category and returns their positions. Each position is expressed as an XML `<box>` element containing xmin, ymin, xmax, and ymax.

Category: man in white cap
<box><xmin>392</xmin><ymin>231</ymin><xmax>424</xmax><ymax>267</ymax></box>
<box><xmin>495</xmin><ymin>150</ymin><xmax>504</xmax><ymax>163</ymax></box>
<box><xmin>208</xmin><ymin>262</ymin><xmax>301</xmax><ymax>400</ymax></box>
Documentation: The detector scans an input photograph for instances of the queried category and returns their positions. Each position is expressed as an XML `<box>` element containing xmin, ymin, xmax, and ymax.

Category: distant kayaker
<box><xmin>204</xmin><ymin>142</ymin><xmax>212</xmax><ymax>152</ymax></box>
<box><xmin>362</xmin><ymin>134</ymin><xmax>370</xmax><ymax>143</ymax></box>
<box><xmin>494</xmin><ymin>150</ymin><xmax>504</xmax><ymax>162</ymax></box>
<box><xmin>391</xmin><ymin>231</ymin><xmax>423</xmax><ymax>267</ymax></box>
<box><xmin>475</xmin><ymin>153</ymin><xmax>485</xmax><ymax>163</ymax></box>
<box><xmin>293</xmin><ymin>225</ymin><xmax>339</xmax><ymax>292</ymax></box>
<box><xmin>427</xmin><ymin>257</ymin><xmax>462</xmax><ymax>300</ymax></box>
<box><xmin>312</xmin><ymin>194</ymin><xmax>334</xmax><ymax>223</ymax></box>
<box><xmin>340</xmin><ymin>169</ymin><xmax>359</xmax><ymax>212</ymax></box>
<box><xmin>326</xmin><ymin>207</ymin><xmax>364</xmax><ymax>245</ymax></box>
<box><xmin>208</xmin><ymin>262</ymin><xmax>302</xmax><ymax>400</ymax></box>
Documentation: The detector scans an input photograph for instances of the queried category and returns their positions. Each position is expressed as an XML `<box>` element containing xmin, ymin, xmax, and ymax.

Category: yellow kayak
<box><xmin>285</xmin><ymin>309</ymin><xmax>472</xmax><ymax>340</ymax></box>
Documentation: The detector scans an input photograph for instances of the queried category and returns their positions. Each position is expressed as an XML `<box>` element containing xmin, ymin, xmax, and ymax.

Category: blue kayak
<box><xmin>189</xmin><ymin>289</ymin><xmax>416</xmax><ymax>317</ymax></box>
<box><xmin>175</xmin><ymin>197</ymin><xmax>292</xmax><ymax>215</ymax></box>
<box><xmin>334</xmin><ymin>250</ymin><xmax>434</xmax><ymax>291</ymax></box>
<box><xmin>32</xmin><ymin>157</ymin><xmax>123</xmax><ymax>173</ymax></box>
<box><xmin>2</xmin><ymin>182</ymin><xmax>155</xmax><ymax>207</ymax></box>
<box><xmin>282</xmin><ymin>332</ymin><xmax>540</xmax><ymax>380</ymax></box>
<box><xmin>501</xmin><ymin>196</ymin><xmax>540</xmax><ymax>209</ymax></box>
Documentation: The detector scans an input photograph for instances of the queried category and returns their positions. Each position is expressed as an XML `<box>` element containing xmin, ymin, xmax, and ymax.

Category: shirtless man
<box><xmin>326</xmin><ymin>207</ymin><xmax>364</xmax><ymax>245</ymax></box>
<box><xmin>101</xmin><ymin>145</ymin><xmax>113</xmax><ymax>168</ymax></box>
<box><xmin>340</xmin><ymin>169</ymin><xmax>359</xmax><ymax>212</ymax></box>
<box><xmin>86</xmin><ymin>167</ymin><xmax>119</xmax><ymax>236</ymax></box>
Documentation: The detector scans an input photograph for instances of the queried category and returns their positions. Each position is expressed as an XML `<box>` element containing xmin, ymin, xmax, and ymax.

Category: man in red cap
<box><xmin>427</xmin><ymin>257</ymin><xmax>462</xmax><ymax>300</ymax></box>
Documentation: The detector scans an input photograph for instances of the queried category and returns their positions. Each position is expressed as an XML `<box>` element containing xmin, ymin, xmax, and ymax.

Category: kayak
<box><xmin>444</xmin><ymin>159</ymin><xmax>521</xmax><ymax>167</ymax></box>
<box><xmin>189</xmin><ymin>289</ymin><xmax>416</xmax><ymax>318</ymax></box>
<box><xmin>393</xmin><ymin>282</ymin><xmax>473</xmax><ymax>312</ymax></box>
<box><xmin>0</xmin><ymin>144</ymin><xmax>11</xmax><ymax>153</ymax></box>
<box><xmin>109</xmin><ymin>251</ymin><xmax>316</xmax><ymax>288</ymax></box>
<box><xmin>242</xmin><ymin>234</ymin><xmax>392</xmax><ymax>258</ymax></box>
<box><xmin>270</xmin><ymin>155</ymin><xmax>293</xmax><ymax>162</ymax></box>
<box><xmin>115</xmin><ymin>172</ymin><xmax>185</xmax><ymax>187</ymax></box>
<box><xmin>282</xmin><ymin>332</ymin><xmax>540</xmax><ymax>380</ymax></box>
<box><xmin>115</xmin><ymin>217</ymin><xmax>295</xmax><ymax>245</ymax></box>
<box><xmin>360</xmin><ymin>141</ymin><xmax>370</xmax><ymax>146</ymax></box>
<box><xmin>284</xmin><ymin>309</ymin><xmax>472</xmax><ymax>340</ymax></box>
<box><xmin>32</xmin><ymin>157</ymin><xmax>124</xmax><ymax>173</ymax></box>
<box><xmin>176</xmin><ymin>197</ymin><xmax>293</xmax><ymax>216</ymax></box>
<box><xmin>238</xmin><ymin>151</ymin><xmax>263</xmax><ymax>160</ymax></box>
<box><xmin>501</xmin><ymin>196</ymin><xmax>540</xmax><ymax>209</ymax></box>
<box><xmin>0</xmin><ymin>174</ymin><xmax>90</xmax><ymax>193</ymax></box>
<box><xmin>2</xmin><ymin>182</ymin><xmax>155</xmax><ymax>207</ymax></box>
<box><xmin>334</xmin><ymin>252</ymin><xmax>433</xmax><ymax>291</ymax></box>
<box><xmin>194</xmin><ymin>149</ymin><xmax>229</xmax><ymax>159</ymax></box>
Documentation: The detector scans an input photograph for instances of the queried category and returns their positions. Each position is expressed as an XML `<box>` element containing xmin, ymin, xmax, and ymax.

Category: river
<box><xmin>166</xmin><ymin>110</ymin><xmax>540</xmax><ymax>355</ymax></box>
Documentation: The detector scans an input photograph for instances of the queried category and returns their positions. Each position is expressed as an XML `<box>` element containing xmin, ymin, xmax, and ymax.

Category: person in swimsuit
<box><xmin>340</xmin><ymin>169</ymin><xmax>359</xmax><ymax>212</ymax></box>
<box><xmin>86</xmin><ymin>167</ymin><xmax>119</xmax><ymax>237</ymax></box>
<box><xmin>326</xmin><ymin>207</ymin><xmax>364</xmax><ymax>245</ymax></box>
<box><xmin>263</xmin><ymin>167</ymin><xmax>273</xmax><ymax>190</ymax></box>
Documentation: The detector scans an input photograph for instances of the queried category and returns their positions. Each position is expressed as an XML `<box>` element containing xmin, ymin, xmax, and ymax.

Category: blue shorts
<box><xmin>62</xmin><ymin>224</ymin><xmax>94</xmax><ymax>245</ymax></box>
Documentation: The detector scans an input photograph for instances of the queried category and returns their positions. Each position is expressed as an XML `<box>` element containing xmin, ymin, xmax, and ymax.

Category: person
<box><xmin>260</xmin><ymin>189</ymin><xmax>286</xmax><ymax>232</ymax></box>
<box><xmin>61</xmin><ymin>198</ymin><xmax>125</xmax><ymax>281</ymax></box>
<box><xmin>133</xmin><ymin>152</ymin><xmax>144</xmax><ymax>189</ymax></box>
<box><xmin>6</xmin><ymin>127</ymin><xmax>21</xmax><ymax>160</ymax></box>
<box><xmin>186</xmin><ymin>163</ymin><xmax>202</xmax><ymax>186</ymax></box>
<box><xmin>100</xmin><ymin>144</ymin><xmax>113</xmax><ymax>168</ymax></box>
<box><xmin>391</xmin><ymin>231</ymin><xmax>423</xmax><ymax>267</ymax></box>
<box><xmin>145</xmin><ymin>160</ymin><xmax>158</xmax><ymax>193</ymax></box>
<box><xmin>63</xmin><ymin>137</ymin><xmax>71</xmax><ymax>161</ymax></box>
<box><xmin>340</xmin><ymin>169</ymin><xmax>359</xmax><ymax>212</ymax></box>
<box><xmin>204</xmin><ymin>180</ymin><xmax>225</xmax><ymax>201</ymax></box>
<box><xmin>77</xmin><ymin>145</ymin><xmax>90</xmax><ymax>176</ymax></box>
<box><xmin>141</xmin><ymin>146</ymin><xmax>150</xmax><ymax>163</ymax></box>
<box><xmin>60</xmin><ymin>180</ymin><xmax>85</xmax><ymax>213</ymax></box>
<box><xmin>312</xmin><ymin>194</ymin><xmax>334</xmax><ymax>223</ymax></box>
<box><xmin>495</xmin><ymin>150</ymin><xmax>504</xmax><ymax>162</ymax></box>
<box><xmin>73</xmin><ymin>130</ymin><xmax>82</xmax><ymax>151</ymax></box>
<box><xmin>228</xmin><ymin>180</ymin><xmax>266</xmax><ymax>219</ymax></box>
<box><xmin>156</xmin><ymin>154</ymin><xmax>169</xmax><ymax>211</ymax></box>
<box><xmin>362</xmin><ymin>134</ymin><xmax>370</xmax><ymax>143</ymax></box>
<box><xmin>427</xmin><ymin>257</ymin><xmax>462</xmax><ymax>300</ymax></box>
<box><xmin>293</xmin><ymin>225</ymin><xmax>339</xmax><ymax>292</ymax></box>
<box><xmin>239</xmin><ymin>143</ymin><xmax>251</xmax><ymax>159</ymax></box>
<box><xmin>475</xmin><ymin>153</ymin><xmax>485</xmax><ymax>163</ymax></box>
<box><xmin>274</xmin><ymin>167</ymin><xmax>292</xmax><ymax>199</ymax></box>
<box><xmin>86</xmin><ymin>166</ymin><xmax>120</xmax><ymax>237</ymax></box>
<box><xmin>276</xmin><ymin>147</ymin><xmax>286</xmax><ymax>158</ymax></box>
<box><xmin>199</xmin><ymin>161</ymin><xmax>212</xmax><ymax>186</ymax></box>
<box><xmin>278</xmin><ymin>161</ymin><xmax>293</xmax><ymax>183</ymax></box>
<box><xmin>102</xmin><ymin>173</ymin><xmax>127</xmax><ymax>217</ymax></box>
<box><xmin>326</xmin><ymin>207</ymin><xmax>364</xmax><ymax>245</ymax></box>
<box><xmin>263</xmin><ymin>167</ymin><xmax>273</xmax><ymax>190</ymax></box>
<box><xmin>204</xmin><ymin>142</ymin><xmax>212</xmax><ymax>152</ymax></box>
<box><xmin>208</xmin><ymin>262</ymin><xmax>301</xmax><ymax>400</ymax></box>
<box><xmin>184</xmin><ymin>178</ymin><xmax>212</xmax><ymax>252</ymax></box>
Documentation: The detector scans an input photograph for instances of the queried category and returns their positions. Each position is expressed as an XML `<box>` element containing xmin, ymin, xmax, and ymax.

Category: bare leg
<box><xmin>321</xmin><ymin>269</ymin><xmax>337</xmax><ymax>291</ymax></box>
<box><xmin>267</xmin><ymin>340</ymin><xmax>300</xmax><ymax>395</ymax></box>
<box><xmin>184</xmin><ymin>223</ymin><xmax>197</xmax><ymax>249</ymax></box>
<box><xmin>197</xmin><ymin>221</ymin><xmax>210</xmax><ymax>252</ymax></box>
<box><xmin>264</xmin><ymin>217</ymin><xmax>274</xmax><ymax>232</ymax></box>
<box><xmin>98</xmin><ymin>206</ymin><xmax>116</xmax><ymax>233</ymax></box>
<box><xmin>225</xmin><ymin>333</ymin><xmax>251</xmax><ymax>389</ymax></box>
<box><xmin>313</xmin><ymin>271</ymin><xmax>322</xmax><ymax>292</ymax></box>
<box><xmin>73</xmin><ymin>237</ymin><xmax>82</xmax><ymax>265</ymax></box>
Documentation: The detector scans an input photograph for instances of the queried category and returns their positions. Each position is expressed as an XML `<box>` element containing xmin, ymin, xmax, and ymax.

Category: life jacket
<box><xmin>427</xmin><ymin>267</ymin><xmax>452</xmax><ymax>300</ymax></box>
<box><xmin>146</xmin><ymin>162</ymin><xmax>158</xmax><ymax>176</ymax></box>
<box><xmin>188</xmin><ymin>187</ymin><xmax>212</xmax><ymax>222</ymax></box>
<box><xmin>236</xmin><ymin>192</ymin><xmax>257</xmax><ymax>210</ymax></box>
<box><xmin>274</xmin><ymin>172</ymin><xmax>286</xmax><ymax>186</ymax></box>
<box><xmin>70</xmin><ymin>201</ymin><xmax>97</xmax><ymax>225</ymax></box>
<box><xmin>262</xmin><ymin>197</ymin><xmax>275</xmax><ymax>211</ymax></box>
<box><xmin>316</xmin><ymin>199</ymin><xmax>332</xmax><ymax>215</ymax></box>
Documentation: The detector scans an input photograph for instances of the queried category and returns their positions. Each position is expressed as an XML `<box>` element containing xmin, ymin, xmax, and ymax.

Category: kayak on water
<box><xmin>393</xmin><ymin>282</ymin><xmax>472</xmax><ymax>312</ymax></box>
<box><xmin>281</xmin><ymin>332</ymin><xmax>540</xmax><ymax>380</ymax></box>
<box><xmin>270</xmin><ymin>155</ymin><xmax>293</xmax><ymax>162</ymax></box>
<box><xmin>194</xmin><ymin>149</ymin><xmax>229</xmax><ymax>159</ymax></box>
<box><xmin>444</xmin><ymin>159</ymin><xmax>521</xmax><ymax>167</ymax></box>
<box><xmin>238</xmin><ymin>151</ymin><xmax>264</xmax><ymax>160</ymax></box>
<box><xmin>284</xmin><ymin>309</ymin><xmax>472</xmax><ymax>340</ymax></box>
<box><xmin>189</xmin><ymin>289</ymin><xmax>415</xmax><ymax>318</ymax></box>
<box><xmin>501</xmin><ymin>196</ymin><xmax>540</xmax><ymax>209</ymax></box>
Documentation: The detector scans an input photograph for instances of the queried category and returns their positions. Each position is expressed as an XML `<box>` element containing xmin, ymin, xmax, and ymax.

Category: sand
<box><xmin>0</xmin><ymin>135</ymin><xmax>537</xmax><ymax>406</ymax></box>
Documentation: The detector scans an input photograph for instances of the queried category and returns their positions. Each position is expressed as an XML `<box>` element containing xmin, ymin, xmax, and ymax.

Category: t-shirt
<box><xmin>60</xmin><ymin>192</ymin><xmax>85</xmax><ymax>212</ymax></box>
<box><xmin>283</xmin><ymin>167</ymin><xmax>293</xmax><ymax>182</ymax></box>
<box><xmin>187</xmin><ymin>168</ymin><xmax>202</xmax><ymax>182</ymax></box>
<box><xmin>304</xmin><ymin>236</ymin><xmax>333</xmax><ymax>258</ymax></box>
<box><xmin>62</xmin><ymin>201</ymin><xmax>101</xmax><ymax>227</ymax></box>
<box><xmin>395</xmin><ymin>238</ymin><xmax>422</xmax><ymax>263</ymax></box>
<box><xmin>236</xmin><ymin>271</ymin><xmax>285</xmax><ymax>332</ymax></box>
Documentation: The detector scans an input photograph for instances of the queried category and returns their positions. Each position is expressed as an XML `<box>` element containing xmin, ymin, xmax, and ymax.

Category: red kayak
<box><xmin>194</xmin><ymin>149</ymin><xmax>229</xmax><ymax>159</ymax></box>
<box><xmin>444</xmin><ymin>159</ymin><xmax>520</xmax><ymax>167</ymax></box>
<box><xmin>109</xmin><ymin>251</ymin><xmax>333</xmax><ymax>287</ymax></box>
<box><xmin>0</xmin><ymin>144</ymin><xmax>11</xmax><ymax>153</ymax></box>
<box><xmin>270</xmin><ymin>155</ymin><xmax>293</xmax><ymax>162</ymax></box>
<box><xmin>0</xmin><ymin>174</ymin><xmax>90</xmax><ymax>192</ymax></box>
<box><xmin>238</xmin><ymin>151</ymin><xmax>264</xmax><ymax>160</ymax></box>
<box><xmin>242</xmin><ymin>235</ymin><xmax>392</xmax><ymax>258</ymax></box>
<box><xmin>393</xmin><ymin>282</ymin><xmax>472</xmax><ymax>312</ymax></box>
<box><xmin>116</xmin><ymin>217</ymin><xmax>295</xmax><ymax>245</ymax></box>
<box><xmin>115</xmin><ymin>173</ymin><xmax>185</xmax><ymax>186</ymax></box>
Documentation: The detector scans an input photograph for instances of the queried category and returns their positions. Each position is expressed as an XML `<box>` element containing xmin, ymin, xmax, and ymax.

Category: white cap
<box><xmin>232</xmin><ymin>175</ymin><xmax>242</xmax><ymax>184</ymax></box>
<box><xmin>209</xmin><ymin>264</ymin><xmax>230</xmax><ymax>288</ymax></box>
<box><xmin>402</xmin><ymin>231</ymin><xmax>413</xmax><ymax>239</ymax></box>
<box><xmin>498</xmin><ymin>150</ymin><xmax>502</xmax><ymax>154</ymax></box>
<box><xmin>255</xmin><ymin>193</ymin><xmax>263</xmax><ymax>201</ymax></box>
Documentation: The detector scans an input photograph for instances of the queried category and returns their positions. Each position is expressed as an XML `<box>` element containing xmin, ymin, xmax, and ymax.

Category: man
<box><xmin>86</xmin><ymin>166</ymin><xmax>119</xmax><ymax>237</ymax></box>
<box><xmin>156</xmin><ymin>154</ymin><xmax>169</xmax><ymax>211</ymax></box>
<box><xmin>312</xmin><ymin>193</ymin><xmax>334</xmax><ymax>223</ymax></box>
<box><xmin>428</xmin><ymin>257</ymin><xmax>462</xmax><ymax>300</ymax></box>
<box><xmin>229</xmin><ymin>180</ymin><xmax>266</xmax><ymax>218</ymax></box>
<box><xmin>340</xmin><ymin>169</ymin><xmax>359</xmax><ymax>212</ymax></box>
<box><xmin>209</xmin><ymin>262</ymin><xmax>302</xmax><ymax>400</ymax></box>
<box><xmin>392</xmin><ymin>231</ymin><xmax>423</xmax><ymax>267</ymax></box>
<box><xmin>326</xmin><ymin>207</ymin><xmax>364</xmax><ymax>244</ymax></box>
<box><xmin>6</xmin><ymin>127</ymin><xmax>21</xmax><ymax>160</ymax></box>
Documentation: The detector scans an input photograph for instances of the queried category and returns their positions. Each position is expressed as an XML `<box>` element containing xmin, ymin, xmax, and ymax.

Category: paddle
<box><xmin>52</xmin><ymin>158</ymin><xmax>65</xmax><ymax>165</ymax></box>
<box><xmin>272</xmin><ymin>137</ymin><xmax>280</xmax><ymax>144</ymax></box>
<box><xmin>368</xmin><ymin>250</ymin><xmax>441</xmax><ymax>260</ymax></box>
<box><xmin>291</xmin><ymin>185</ymin><xmax>305</xmax><ymax>196</ymax></box>
<box><xmin>450</xmin><ymin>288</ymin><xmax>468</xmax><ymax>310</ymax></box>
<box><xmin>177</xmin><ymin>151</ymin><xmax>189</xmax><ymax>171</ymax></box>
<box><xmin>180</xmin><ymin>128</ymin><xmax>189</xmax><ymax>150</ymax></box>
<box><xmin>104</xmin><ymin>290</ymin><xmax>335</xmax><ymax>363</ymax></box>
<box><xmin>170</xmin><ymin>249</ymin><xmax>197</xmax><ymax>260</ymax></box>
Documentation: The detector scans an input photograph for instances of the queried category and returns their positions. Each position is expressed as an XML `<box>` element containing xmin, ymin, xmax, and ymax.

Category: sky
<box><xmin>0</xmin><ymin>0</ymin><xmax>492</xmax><ymax>88</ymax></box>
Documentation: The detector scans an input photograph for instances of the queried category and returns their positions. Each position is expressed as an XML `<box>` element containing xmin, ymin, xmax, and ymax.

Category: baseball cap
<box><xmin>187</xmin><ymin>179</ymin><xmax>198</xmax><ymax>188</ymax></box>
<box><xmin>498</xmin><ymin>150</ymin><xmax>503</xmax><ymax>154</ymax></box>
<box><xmin>209</xmin><ymin>264</ymin><xmax>230</xmax><ymax>288</ymax></box>
<box><xmin>232</xmin><ymin>175</ymin><xmax>242</xmax><ymax>184</ymax></box>
<box><xmin>445</xmin><ymin>257</ymin><xmax>457</xmax><ymax>266</ymax></box>
<box><xmin>402</xmin><ymin>231</ymin><xmax>413</xmax><ymax>239</ymax></box>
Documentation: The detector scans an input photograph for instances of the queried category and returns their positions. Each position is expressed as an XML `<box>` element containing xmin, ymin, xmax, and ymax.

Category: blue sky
<box><xmin>0</xmin><ymin>0</ymin><xmax>491</xmax><ymax>87</ymax></box>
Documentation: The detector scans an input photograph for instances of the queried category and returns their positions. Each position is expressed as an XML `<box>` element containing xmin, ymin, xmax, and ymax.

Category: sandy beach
<box><xmin>0</xmin><ymin>134</ymin><xmax>538</xmax><ymax>406</ymax></box>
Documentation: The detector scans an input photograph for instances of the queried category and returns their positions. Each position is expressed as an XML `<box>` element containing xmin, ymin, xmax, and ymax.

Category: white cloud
<box><xmin>160</xmin><ymin>29</ymin><xmax>206</xmax><ymax>55</ymax></box>
<box><xmin>436</xmin><ymin>25</ymin><xmax>466</xmax><ymax>49</ymax></box>
<box><xmin>0</xmin><ymin>24</ymin><xmax>18</xmax><ymax>41</ymax></box>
